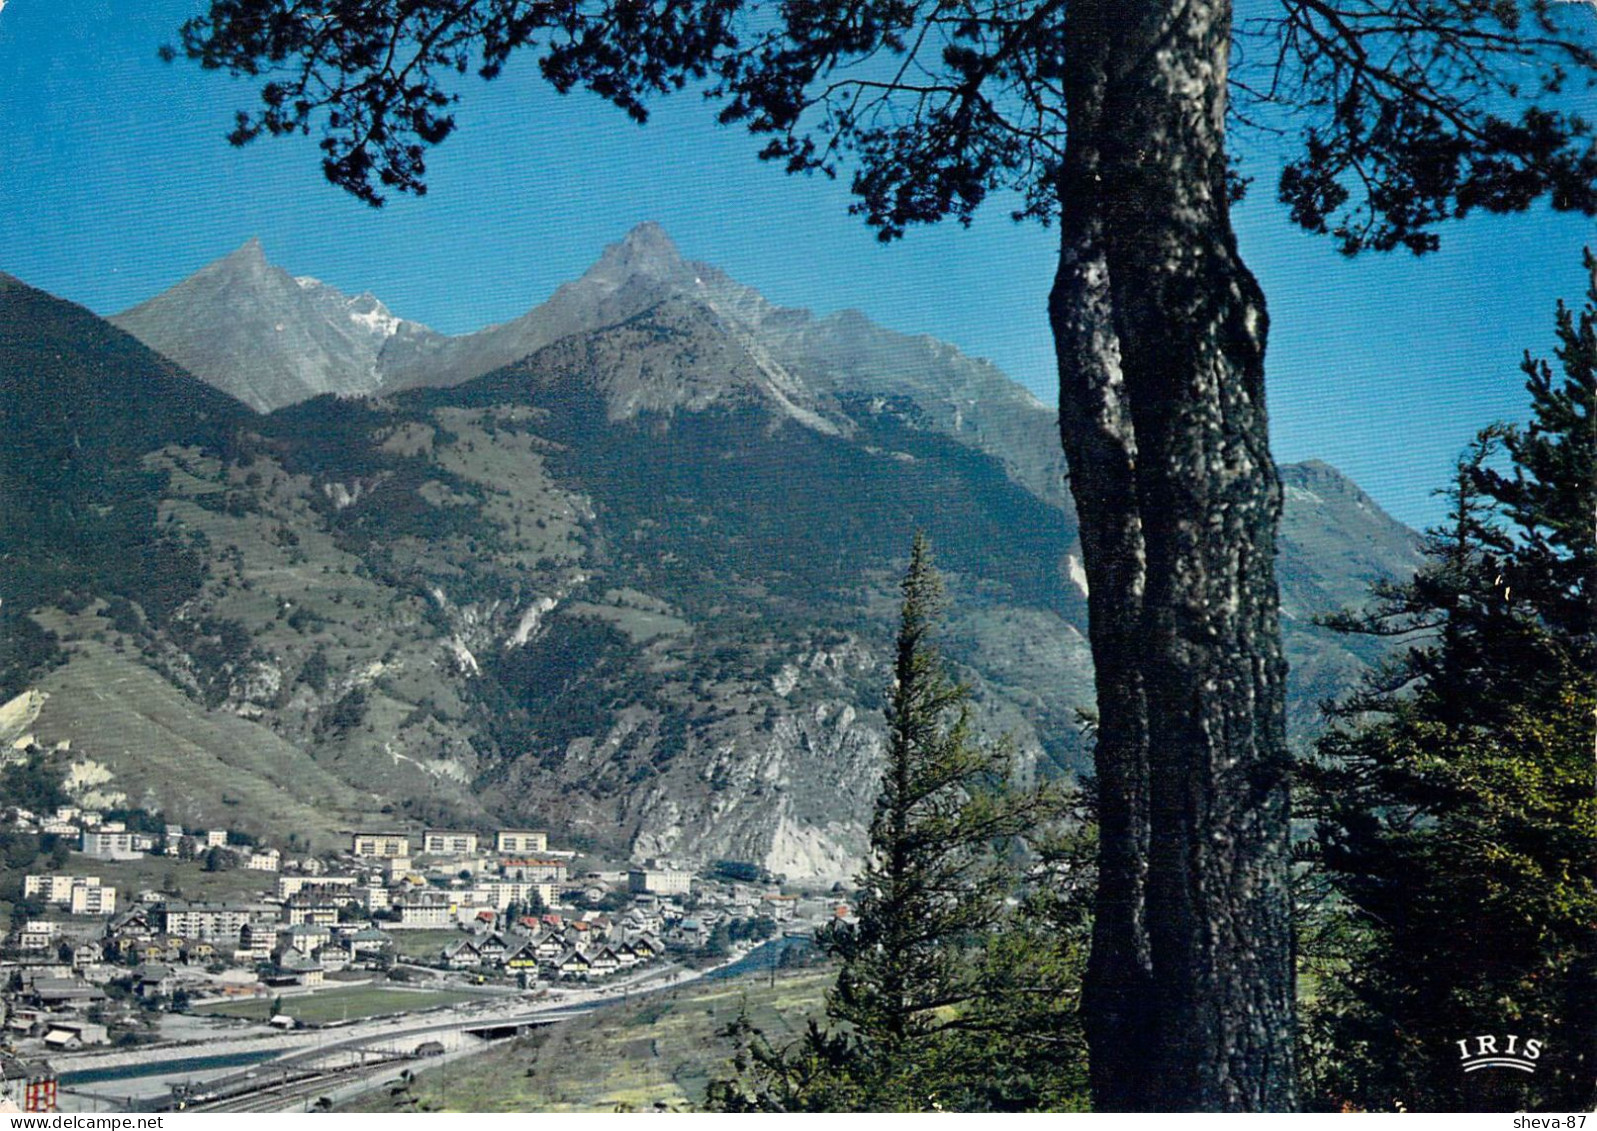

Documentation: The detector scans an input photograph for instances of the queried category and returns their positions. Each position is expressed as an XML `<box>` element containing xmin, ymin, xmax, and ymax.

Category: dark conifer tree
<box><xmin>707</xmin><ymin>535</ymin><xmax>1059</xmax><ymax>1110</ymax></box>
<box><xmin>1301</xmin><ymin>254</ymin><xmax>1597</xmax><ymax>1113</ymax></box>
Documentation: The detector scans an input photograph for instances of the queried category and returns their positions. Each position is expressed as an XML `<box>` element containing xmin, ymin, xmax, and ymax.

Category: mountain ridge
<box><xmin>2</xmin><ymin>245</ymin><xmax>1424</xmax><ymax>879</ymax></box>
<box><xmin>112</xmin><ymin>224</ymin><xmax>1070</xmax><ymax>508</ymax></box>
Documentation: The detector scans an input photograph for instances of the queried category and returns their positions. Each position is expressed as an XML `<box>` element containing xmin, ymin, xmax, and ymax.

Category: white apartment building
<box><xmin>159</xmin><ymin>901</ymin><xmax>277</xmax><ymax>944</ymax></box>
<box><xmin>422</xmin><ymin>830</ymin><xmax>479</xmax><ymax>856</ymax></box>
<box><xmin>17</xmin><ymin>922</ymin><xmax>57</xmax><ymax>950</ymax></box>
<box><xmin>68</xmin><ymin>884</ymin><xmax>117</xmax><ymax>916</ymax></box>
<box><xmin>351</xmin><ymin>831</ymin><xmax>412</xmax><ymax>859</ymax></box>
<box><xmin>502</xmin><ymin>858</ymin><xmax>568</xmax><ymax>884</ymax></box>
<box><xmin>79</xmin><ymin>829</ymin><xmax>140</xmax><ymax>861</ymax></box>
<box><xmin>482</xmin><ymin>880</ymin><xmax>556</xmax><ymax>911</ymax></box>
<box><xmin>628</xmin><ymin>868</ymin><xmax>694</xmax><ymax>896</ymax></box>
<box><xmin>23</xmin><ymin>875</ymin><xmax>98</xmax><ymax>904</ymax></box>
<box><xmin>394</xmin><ymin>894</ymin><xmax>455</xmax><ymax>928</ymax></box>
<box><xmin>495</xmin><ymin>829</ymin><xmax>548</xmax><ymax>854</ymax></box>
<box><xmin>277</xmin><ymin>874</ymin><xmax>357</xmax><ymax>899</ymax></box>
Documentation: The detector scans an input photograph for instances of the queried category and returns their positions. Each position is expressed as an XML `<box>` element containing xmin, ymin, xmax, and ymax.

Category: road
<box><xmin>54</xmin><ymin>957</ymin><xmax>728</xmax><ymax>1114</ymax></box>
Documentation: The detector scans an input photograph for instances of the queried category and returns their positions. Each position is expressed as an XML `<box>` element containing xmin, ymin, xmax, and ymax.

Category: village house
<box><xmin>548</xmin><ymin>947</ymin><xmax>592</xmax><ymax>979</ymax></box>
<box><xmin>131</xmin><ymin>962</ymin><xmax>176</xmax><ymax>999</ymax></box>
<box><xmin>441</xmin><ymin>937</ymin><xmax>480</xmax><ymax>969</ymax></box>
<box><xmin>760</xmin><ymin>894</ymin><xmax>799</xmax><ymax>922</ymax></box>
<box><xmin>23</xmin><ymin>977</ymin><xmax>106</xmax><ymax>1013</ymax></box>
<box><xmin>181</xmin><ymin>939</ymin><xmax>218</xmax><ymax>965</ymax></box>
<box><xmin>271</xmin><ymin>949</ymin><xmax>324</xmax><ymax>988</ymax></box>
<box><xmin>530</xmin><ymin>932</ymin><xmax>566</xmax><ymax>963</ymax></box>
<box><xmin>348</xmin><ymin>927</ymin><xmax>394</xmax><ymax>962</ymax></box>
<box><xmin>627</xmin><ymin>933</ymin><xmax>663</xmax><ymax>961</ymax></box>
<box><xmin>276</xmin><ymin>922</ymin><xmax>332</xmax><ymax>957</ymax></box>
<box><xmin>586</xmin><ymin>945</ymin><xmax>621</xmax><ymax>976</ymax></box>
<box><xmin>104</xmin><ymin>906</ymin><xmax>150</xmax><ymax>939</ymax></box>
<box><xmin>503</xmin><ymin>939</ymin><xmax>539</xmax><ymax>971</ymax></box>
<box><xmin>318</xmin><ymin>939</ymin><xmax>353</xmax><ymax>971</ymax></box>
<box><xmin>42</xmin><ymin>1021</ymin><xmax>109</xmax><ymax>1051</ymax></box>
<box><xmin>15</xmin><ymin>923</ymin><xmax>57</xmax><ymax>951</ymax></box>
<box><xmin>236</xmin><ymin>923</ymin><xmax>275</xmax><ymax>963</ymax></box>
<box><xmin>244</xmin><ymin>848</ymin><xmax>280</xmax><ymax>872</ymax></box>
<box><xmin>281</xmin><ymin>890</ymin><xmax>342</xmax><ymax>927</ymax></box>
<box><xmin>0</xmin><ymin>1052</ymin><xmax>58</xmax><ymax>1113</ymax></box>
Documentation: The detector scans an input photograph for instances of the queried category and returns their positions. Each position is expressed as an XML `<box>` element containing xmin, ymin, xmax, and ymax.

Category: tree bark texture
<box><xmin>1053</xmin><ymin>0</ymin><xmax>1297</xmax><ymax>1111</ymax></box>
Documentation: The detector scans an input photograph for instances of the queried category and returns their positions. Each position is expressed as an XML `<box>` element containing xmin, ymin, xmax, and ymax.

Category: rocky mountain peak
<box><xmin>110</xmin><ymin>239</ymin><xmax>443</xmax><ymax>412</ymax></box>
<box><xmin>582</xmin><ymin>222</ymin><xmax>694</xmax><ymax>291</ymax></box>
<box><xmin>211</xmin><ymin>237</ymin><xmax>271</xmax><ymax>278</ymax></box>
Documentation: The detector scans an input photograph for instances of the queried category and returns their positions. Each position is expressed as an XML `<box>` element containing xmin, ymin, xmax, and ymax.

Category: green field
<box><xmin>388</xmin><ymin>928</ymin><xmax>467</xmax><ymax>961</ymax></box>
<box><xmin>342</xmin><ymin>966</ymin><xmax>834</xmax><ymax>1112</ymax></box>
<box><xmin>199</xmin><ymin>984</ymin><xmax>487</xmax><ymax>1024</ymax></box>
<box><xmin>83</xmin><ymin>854</ymin><xmax>281</xmax><ymax>903</ymax></box>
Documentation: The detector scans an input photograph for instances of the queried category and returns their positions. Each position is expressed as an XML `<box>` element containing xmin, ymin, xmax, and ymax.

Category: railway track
<box><xmin>186</xmin><ymin>1056</ymin><xmax>419</xmax><ymax>1113</ymax></box>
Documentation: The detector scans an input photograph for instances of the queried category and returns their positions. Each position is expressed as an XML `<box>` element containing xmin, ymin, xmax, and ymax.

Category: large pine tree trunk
<box><xmin>1054</xmin><ymin>0</ymin><xmax>1297</xmax><ymax>1111</ymax></box>
<box><xmin>1050</xmin><ymin>7</ymin><xmax>1155</xmax><ymax>1109</ymax></box>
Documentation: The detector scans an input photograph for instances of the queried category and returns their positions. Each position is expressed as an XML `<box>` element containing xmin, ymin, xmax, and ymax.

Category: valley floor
<box><xmin>338</xmin><ymin>965</ymin><xmax>833</xmax><ymax>1113</ymax></box>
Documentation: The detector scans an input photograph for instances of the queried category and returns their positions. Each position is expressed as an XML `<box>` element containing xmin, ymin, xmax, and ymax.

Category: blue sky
<box><xmin>2</xmin><ymin>0</ymin><xmax>1592</xmax><ymax>530</ymax></box>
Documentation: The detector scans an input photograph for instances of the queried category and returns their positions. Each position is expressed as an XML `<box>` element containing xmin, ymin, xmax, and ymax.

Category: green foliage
<box><xmin>0</xmin><ymin>276</ymin><xmax>239</xmax><ymax>670</ymax></box>
<box><xmin>705</xmin><ymin>536</ymin><xmax>1084</xmax><ymax>1111</ymax></box>
<box><xmin>297</xmin><ymin>648</ymin><xmax>331</xmax><ymax>693</ymax></box>
<box><xmin>177</xmin><ymin>615</ymin><xmax>259</xmax><ymax>709</ymax></box>
<box><xmin>0</xmin><ymin>614</ymin><xmax>65</xmax><ymax>704</ymax></box>
<box><xmin>249</xmin><ymin>396</ymin><xmax>497</xmax><ymax>556</ymax></box>
<box><xmin>0</xmin><ymin>831</ymin><xmax>45</xmax><ymax>873</ymax></box>
<box><xmin>480</xmin><ymin>612</ymin><xmax>641</xmax><ymax>768</ymax></box>
<box><xmin>175</xmin><ymin>0</ymin><xmax>1595</xmax><ymax>251</ymax></box>
<box><xmin>0</xmin><ymin>751</ymin><xmax>70</xmax><ymax>813</ymax></box>
<box><xmin>443</xmin><ymin>378</ymin><xmax>1085</xmax><ymax>622</ymax></box>
<box><xmin>1300</xmin><ymin>255</ymin><xmax>1597</xmax><ymax>1113</ymax></box>
<box><xmin>318</xmin><ymin>687</ymin><xmax>370</xmax><ymax>737</ymax></box>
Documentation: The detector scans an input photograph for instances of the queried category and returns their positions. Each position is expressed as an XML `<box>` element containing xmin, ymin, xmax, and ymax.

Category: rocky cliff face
<box><xmin>5</xmin><ymin>234</ymin><xmax>1422</xmax><ymax>880</ymax></box>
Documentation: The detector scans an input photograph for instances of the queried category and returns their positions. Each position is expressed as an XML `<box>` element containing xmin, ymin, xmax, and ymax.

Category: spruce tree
<box><xmin>706</xmin><ymin>534</ymin><xmax>1060</xmax><ymax>1110</ymax></box>
<box><xmin>1301</xmin><ymin>254</ymin><xmax>1597</xmax><ymax>1113</ymax></box>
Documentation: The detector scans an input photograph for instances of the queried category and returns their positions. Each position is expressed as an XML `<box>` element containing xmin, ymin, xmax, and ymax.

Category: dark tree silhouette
<box><xmin>168</xmin><ymin>0</ymin><xmax>1597</xmax><ymax>1111</ymax></box>
<box><xmin>1300</xmin><ymin>255</ymin><xmax>1596</xmax><ymax>1111</ymax></box>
